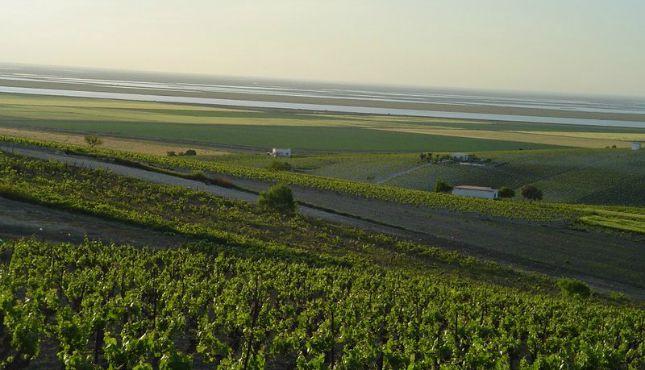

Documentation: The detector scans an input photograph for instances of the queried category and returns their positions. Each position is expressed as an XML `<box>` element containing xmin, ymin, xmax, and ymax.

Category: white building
<box><xmin>452</xmin><ymin>185</ymin><xmax>498</xmax><ymax>200</ymax></box>
<box><xmin>270</xmin><ymin>148</ymin><xmax>292</xmax><ymax>158</ymax></box>
<box><xmin>450</xmin><ymin>152</ymin><xmax>472</xmax><ymax>161</ymax></box>
<box><xmin>632</xmin><ymin>142</ymin><xmax>641</xmax><ymax>151</ymax></box>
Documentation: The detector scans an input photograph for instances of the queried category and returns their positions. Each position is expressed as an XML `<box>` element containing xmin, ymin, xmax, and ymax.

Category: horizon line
<box><xmin>1</xmin><ymin>60</ymin><xmax>645</xmax><ymax>101</ymax></box>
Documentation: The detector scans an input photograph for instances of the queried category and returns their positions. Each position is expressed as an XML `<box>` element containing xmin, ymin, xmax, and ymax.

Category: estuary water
<box><xmin>1</xmin><ymin>65</ymin><xmax>644</xmax><ymax>129</ymax></box>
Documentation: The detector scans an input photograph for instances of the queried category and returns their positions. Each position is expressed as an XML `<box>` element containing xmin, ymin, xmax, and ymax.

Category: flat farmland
<box><xmin>385</xmin><ymin>148</ymin><xmax>645</xmax><ymax>206</ymax></box>
<box><xmin>215</xmin><ymin>147</ymin><xmax>645</xmax><ymax>207</ymax></box>
<box><xmin>3</xmin><ymin>93</ymin><xmax>645</xmax><ymax>152</ymax></box>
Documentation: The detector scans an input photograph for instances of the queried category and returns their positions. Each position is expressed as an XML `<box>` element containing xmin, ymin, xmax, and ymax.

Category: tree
<box><xmin>521</xmin><ymin>185</ymin><xmax>543</xmax><ymax>201</ymax></box>
<box><xmin>434</xmin><ymin>180</ymin><xmax>452</xmax><ymax>193</ymax></box>
<box><xmin>419</xmin><ymin>153</ymin><xmax>434</xmax><ymax>162</ymax></box>
<box><xmin>498</xmin><ymin>187</ymin><xmax>515</xmax><ymax>198</ymax></box>
<box><xmin>258</xmin><ymin>184</ymin><xmax>296</xmax><ymax>213</ymax></box>
<box><xmin>84</xmin><ymin>135</ymin><xmax>103</xmax><ymax>148</ymax></box>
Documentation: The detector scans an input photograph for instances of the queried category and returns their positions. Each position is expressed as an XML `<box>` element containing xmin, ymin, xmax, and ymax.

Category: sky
<box><xmin>1</xmin><ymin>0</ymin><xmax>644</xmax><ymax>96</ymax></box>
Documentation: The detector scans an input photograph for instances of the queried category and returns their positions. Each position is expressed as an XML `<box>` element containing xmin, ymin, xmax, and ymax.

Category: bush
<box><xmin>84</xmin><ymin>135</ymin><xmax>103</xmax><ymax>148</ymax></box>
<box><xmin>434</xmin><ymin>180</ymin><xmax>453</xmax><ymax>193</ymax></box>
<box><xmin>521</xmin><ymin>185</ymin><xmax>543</xmax><ymax>201</ymax></box>
<box><xmin>258</xmin><ymin>184</ymin><xmax>296</xmax><ymax>213</ymax></box>
<box><xmin>183</xmin><ymin>149</ymin><xmax>197</xmax><ymax>156</ymax></box>
<box><xmin>498</xmin><ymin>187</ymin><xmax>515</xmax><ymax>198</ymax></box>
<box><xmin>556</xmin><ymin>278</ymin><xmax>591</xmax><ymax>298</ymax></box>
<box><xmin>267</xmin><ymin>161</ymin><xmax>292</xmax><ymax>172</ymax></box>
<box><xmin>609</xmin><ymin>291</ymin><xmax>627</xmax><ymax>302</ymax></box>
<box><xmin>166</xmin><ymin>151</ymin><xmax>177</xmax><ymax>157</ymax></box>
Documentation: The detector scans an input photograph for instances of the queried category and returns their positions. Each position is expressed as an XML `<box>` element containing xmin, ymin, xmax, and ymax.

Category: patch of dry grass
<box><xmin>372</xmin><ymin>127</ymin><xmax>632</xmax><ymax>148</ymax></box>
<box><xmin>0</xmin><ymin>127</ymin><xmax>230</xmax><ymax>156</ymax></box>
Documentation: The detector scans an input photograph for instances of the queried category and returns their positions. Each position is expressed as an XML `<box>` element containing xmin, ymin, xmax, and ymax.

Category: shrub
<box><xmin>183</xmin><ymin>149</ymin><xmax>197</xmax><ymax>156</ymax></box>
<box><xmin>521</xmin><ymin>185</ymin><xmax>543</xmax><ymax>201</ymax></box>
<box><xmin>258</xmin><ymin>184</ymin><xmax>296</xmax><ymax>213</ymax></box>
<box><xmin>84</xmin><ymin>135</ymin><xmax>103</xmax><ymax>148</ymax></box>
<box><xmin>556</xmin><ymin>278</ymin><xmax>591</xmax><ymax>298</ymax></box>
<box><xmin>267</xmin><ymin>161</ymin><xmax>292</xmax><ymax>172</ymax></box>
<box><xmin>609</xmin><ymin>291</ymin><xmax>627</xmax><ymax>302</ymax></box>
<box><xmin>434</xmin><ymin>180</ymin><xmax>453</xmax><ymax>193</ymax></box>
<box><xmin>498</xmin><ymin>187</ymin><xmax>515</xmax><ymax>198</ymax></box>
<box><xmin>166</xmin><ymin>151</ymin><xmax>177</xmax><ymax>157</ymax></box>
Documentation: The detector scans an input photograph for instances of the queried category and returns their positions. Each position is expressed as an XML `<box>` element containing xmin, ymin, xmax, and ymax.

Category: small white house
<box><xmin>632</xmin><ymin>142</ymin><xmax>641</xmax><ymax>151</ymax></box>
<box><xmin>450</xmin><ymin>152</ymin><xmax>472</xmax><ymax>161</ymax></box>
<box><xmin>269</xmin><ymin>148</ymin><xmax>292</xmax><ymax>158</ymax></box>
<box><xmin>452</xmin><ymin>185</ymin><xmax>498</xmax><ymax>200</ymax></box>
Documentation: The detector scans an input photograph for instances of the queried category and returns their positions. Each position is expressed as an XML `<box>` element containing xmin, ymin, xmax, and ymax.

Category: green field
<box><xmin>4</xmin><ymin>93</ymin><xmax>645</xmax><ymax>153</ymax></box>
<box><xmin>383</xmin><ymin>149</ymin><xmax>645</xmax><ymax>206</ymax></box>
<box><xmin>0</xmin><ymin>119</ymin><xmax>558</xmax><ymax>152</ymax></box>
<box><xmin>205</xmin><ymin>152</ymin><xmax>419</xmax><ymax>182</ymax></box>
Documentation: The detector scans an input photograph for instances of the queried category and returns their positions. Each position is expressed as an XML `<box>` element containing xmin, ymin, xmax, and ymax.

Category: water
<box><xmin>1</xmin><ymin>64</ymin><xmax>644</xmax><ymax>129</ymax></box>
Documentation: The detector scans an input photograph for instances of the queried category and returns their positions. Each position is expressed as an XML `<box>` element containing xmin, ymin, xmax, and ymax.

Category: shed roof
<box><xmin>453</xmin><ymin>185</ymin><xmax>497</xmax><ymax>192</ymax></box>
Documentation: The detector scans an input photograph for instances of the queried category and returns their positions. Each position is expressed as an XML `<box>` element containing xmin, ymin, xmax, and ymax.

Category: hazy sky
<box><xmin>1</xmin><ymin>0</ymin><xmax>644</xmax><ymax>96</ymax></box>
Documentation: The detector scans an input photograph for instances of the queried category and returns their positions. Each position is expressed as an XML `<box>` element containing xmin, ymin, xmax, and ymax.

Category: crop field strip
<box><xmin>0</xmin><ymin>118</ymin><xmax>558</xmax><ymax>153</ymax></box>
<box><xmin>4</xmin><ymin>93</ymin><xmax>645</xmax><ymax>152</ymax></box>
<box><xmin>373</xmin><ymin>127</ymin><xmax>640</xmax><ymax>148</ymax></box>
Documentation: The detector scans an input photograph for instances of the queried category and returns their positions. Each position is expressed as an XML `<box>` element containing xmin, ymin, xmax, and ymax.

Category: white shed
<box><xmin>452</xmin><ymin>185</ymin><xmax>498</xmax><ymax>200</ymax></box>
<box><xmin>450</xmin><ymin>152</ymin><xmax>472</xmax><ymax>161</ymax></box>
<box><xmin>632</xmin><ymin>142</ymin><xmax>641</xmax><ymax>151</ymax></box>
<box><xmin>270</xmin><ymin>148</ymin><xmax>292</xmax><ymax>158</ymax></box>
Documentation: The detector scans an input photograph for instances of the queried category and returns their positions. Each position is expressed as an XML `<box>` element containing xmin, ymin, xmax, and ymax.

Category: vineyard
<box><xmin>2</xmin><ymin>239</ymin><xmax>644</xmax><ymax>369</ymax></box>
<box><xmin>0</xmin><ymin>150</ymin><xmax>552</xmax><ymax>289</ymax></box>
<box><xmin>0</xmin><ymin>137</ymin><xmax>644</xmax><ymax>369</ymax></box>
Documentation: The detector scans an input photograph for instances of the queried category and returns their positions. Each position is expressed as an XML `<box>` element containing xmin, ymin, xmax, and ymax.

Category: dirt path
<box><xmin>2</xmin><ymin>142</ymin><xmax>644</xmax><ymax>298</ymax></box>
<box><xmin>0</xmin><ymin>197</ymin><xmax>188</xmax><ymax>248</ymax></box>
<box><xmin>375</xmin><ymin>162</ymin><xmax>432</xmax><ymax>184</ymax></box>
